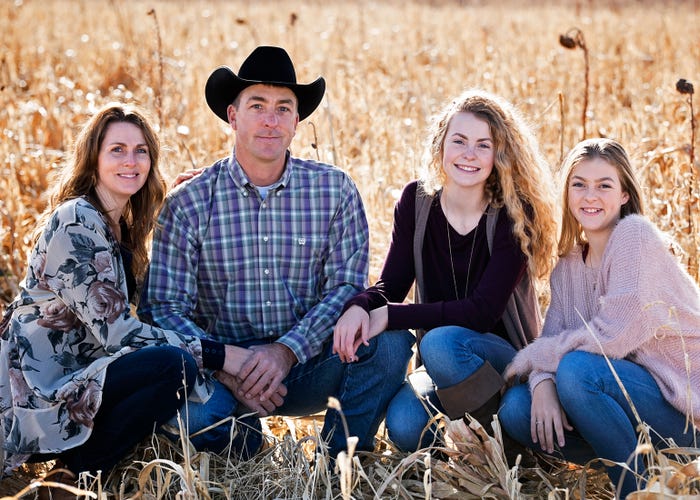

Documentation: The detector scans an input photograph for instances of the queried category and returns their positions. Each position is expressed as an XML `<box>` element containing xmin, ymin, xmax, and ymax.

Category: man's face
<box><xmin>228</xmin><ymin>84</ymin><xmax>299</xmax><ymax>169</ymax></box>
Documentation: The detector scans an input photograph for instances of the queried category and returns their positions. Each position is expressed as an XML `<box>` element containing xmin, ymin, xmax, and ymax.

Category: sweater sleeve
<box><xmin>41</xmin><ymin>203</ymin><xmax>209</xmax><ymax>369</ymax></box>
<box><xmin>506</xmin><ymin>261</ymin><xmax>566</xmax><ymax>388</ymax></box>
<box><xmin>526</xmin><ymin>264</ymin><xmax>567</xmax><ymax>389</ymax></box>
<box><xmin>511</xmin><ymin>217</ymin><xmax>652</xmax><ymax>379</ymax></box>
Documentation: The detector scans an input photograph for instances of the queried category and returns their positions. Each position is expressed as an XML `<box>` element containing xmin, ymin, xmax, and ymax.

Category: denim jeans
<box><xmin>173</xmin><ymin>329</ymin><xmax>414</xmax><ymax>458</ymax></box>
<box><xmin>499</xmin><ymin>351</ymin><xmax>699</xmax><ymax>499</ymax></box>
<box><xmin>61</xmin><ymin>345</ymin><xmax>197</xmax><ymax>474</ymax></box>
<box><xmin>167</xmin><ymin>378</ymin><xmax>264</xmax><ymax>458</ymax></box>
<box><xmin>385</xmin><ymin>326</ymin><xmax>517</xmax><ymax>452</ymax></box>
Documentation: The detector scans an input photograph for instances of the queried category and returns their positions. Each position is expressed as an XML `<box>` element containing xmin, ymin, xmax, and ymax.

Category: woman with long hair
<box><xmin>500</xmin><ymin>138</ymin><xmax>700</xmax><ymax>497</ymax></box>
<box><xmin>333</xmin><ymin>89</ymin><xmax>557</xmax><ymax>454</ymax></box>
<box><xmin>0</xmin><ymin>103</ymin><xmax>249</xmax><ymax>493</ymax></box>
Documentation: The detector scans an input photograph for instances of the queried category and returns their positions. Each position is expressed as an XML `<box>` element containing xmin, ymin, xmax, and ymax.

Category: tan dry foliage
<box><xmin>1</xmin><ymin>0</ymin><xmax>699</xmax><ymax>498</ymax></box>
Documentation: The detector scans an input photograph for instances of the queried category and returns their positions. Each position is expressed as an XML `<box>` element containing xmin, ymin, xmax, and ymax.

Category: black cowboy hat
<box><xmin>205</xmin><ymin>46</ymin><xmax>326</xmax><ymax>123</ymax></box>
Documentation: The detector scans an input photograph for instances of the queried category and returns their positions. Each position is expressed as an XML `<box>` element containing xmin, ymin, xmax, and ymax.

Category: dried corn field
<box><xmin>0</xmin><ymin>0</ymin><xmax>699</xmax><ymax>498</ymax></box>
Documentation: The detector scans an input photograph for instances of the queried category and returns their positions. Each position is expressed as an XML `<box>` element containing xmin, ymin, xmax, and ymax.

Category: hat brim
<box><xmin>205</xmin><ymin>66</ymin><xmax>326</xmax><ymax>123</ymax></box>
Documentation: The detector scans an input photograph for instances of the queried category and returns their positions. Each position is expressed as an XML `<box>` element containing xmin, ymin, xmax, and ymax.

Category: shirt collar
<box><xmin>227</xmin><ymin>149</ymin><xmax>293</xmax><ymax>194</ymax></box>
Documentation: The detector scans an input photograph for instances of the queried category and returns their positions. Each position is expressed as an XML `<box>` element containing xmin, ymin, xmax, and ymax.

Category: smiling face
<box><xmin>567</xmin><ymin>157</ymin><xmax>630</xmax><ymax>241</ymax></box>
<box><xmin>441</xmin><ymin>112</ymin><xmax>494</xmax><ymax>194</ymax></box>
<box><xmin>228</xmin><ymin>84</ymin><xmax>299</xmax><ymax>183</ymax></box>
<box><xmin>95</xmin><ymin>121</ymin><xmax>151</xmax><ymax>212</ymax></box>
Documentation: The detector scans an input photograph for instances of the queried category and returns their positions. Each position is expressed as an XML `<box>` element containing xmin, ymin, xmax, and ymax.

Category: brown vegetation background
<box><xmin>0</xmin><ymin>1</ymin><xmax>698</xmax><ymax>497</ymax></box>
<box><xmin>1</xmin><ymin>0</ymin><xmax>699</xmax><ymax>303</ymax></box>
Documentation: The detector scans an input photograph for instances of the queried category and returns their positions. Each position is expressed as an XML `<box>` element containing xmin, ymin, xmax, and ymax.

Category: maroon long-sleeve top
<box><xmin>344</xmin><ymin>181</ymin><xmax>527</xmax><ymax>340</ymax></box>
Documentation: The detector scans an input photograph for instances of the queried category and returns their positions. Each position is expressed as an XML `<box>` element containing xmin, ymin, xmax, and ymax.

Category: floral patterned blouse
<box><xmin>0</xmin><ymin>197</ymin><xmax>213</xmax><ymax>474</ymax></box>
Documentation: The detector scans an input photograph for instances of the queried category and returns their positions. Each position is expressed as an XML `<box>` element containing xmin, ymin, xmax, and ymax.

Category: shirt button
<box><xmin>266</xmin><ymin>300</ymin><xmax>272</xmax><ymax>306</ymax></box>
<box><xmin>268</xmin><ymin>330</ymin><xmax>274</xmax><ymax>335</ymax></box>
<box><xmin>263</xmin><ymin>236</ymin><xmax>269</xmax><ymax>242</ymax></box>
<box><xmin>261</xmin><ymin>202</ymin><xmax>267</xmax><ymax>208</ymax></box>
<box><xmin>264</xmin><ymin>269</ymin><xmax>270</xmax><ymax>275</ymax></box>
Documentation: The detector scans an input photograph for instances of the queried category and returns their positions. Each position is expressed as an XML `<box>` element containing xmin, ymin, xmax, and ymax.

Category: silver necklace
<box><xmin>446</xmin><ymin>213</ymin><xmax>479</xmax><ymax>300</ymax></box>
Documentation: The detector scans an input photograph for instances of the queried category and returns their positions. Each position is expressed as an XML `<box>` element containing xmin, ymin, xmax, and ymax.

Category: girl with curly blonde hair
<box><xmin>333</xmin><ymin>89</ymin><xmax>557</xmax><ymax>455</ymax></box>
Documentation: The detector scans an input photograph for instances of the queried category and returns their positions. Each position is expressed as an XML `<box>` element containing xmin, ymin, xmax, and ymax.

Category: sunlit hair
<box><xmin>558</xmin><ymin>137</ymin><xmax>645</xmax><ymax>257</ymax></box>
<box><xmin>418</xmin><ymin>89</ymin><xmax>558</xmax><ymax>280</ymax></box>
<box><xmin>35</xmin><ymin>103</ymin><xmax>166</xmax><ymax>280</ymax></box>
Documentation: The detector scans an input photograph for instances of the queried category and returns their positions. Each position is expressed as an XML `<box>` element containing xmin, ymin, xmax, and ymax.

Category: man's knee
<box><xmin>189</xmin><ymin>414</ymin><xmax>263</xmax><ymax>457</ymax></box>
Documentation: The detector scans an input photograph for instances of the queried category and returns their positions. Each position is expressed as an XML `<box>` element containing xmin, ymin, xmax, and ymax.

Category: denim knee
<box><xmin>170</xmin><ymin>380</ymin><xmax>242</xmax><ymax>454</ymax></box>
<box><xmin>555</xmin><ymin>351</ymin><xmax>591</xmax><ymax>404</ymax></box>
<box><xmin>155</xmin><ymin>344</ymin><xmax>198</xmax><ymax>395</ymax></box>
<box><xmin>369</xmin><ymin>329</ymin><xmax>415</xmax><ymax>379</ymax></box>
<box><xmin>385</xmin><ymin>383</ymin><xmax>434</xmax><ymax>452</ymax></box>
<box><xmin>183</xmin><ymin>413</ymin><xmax>263</xmax><ymax>459</ymax></box>
<box><xmin>418</xmin><ymin>327</ymin><xmax>453</xmax><ymax>368</ymax></box>
<box><xmin>498</xmin><ymin>384</ymin><xmax>533</xmax><ymax>445</ymax></box>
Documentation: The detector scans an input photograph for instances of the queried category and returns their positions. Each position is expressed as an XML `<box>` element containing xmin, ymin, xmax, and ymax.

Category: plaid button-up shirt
<box><xmin>139</xmin><ymin>152</ymin><xmax>369</xmax><ymax>364</ymax></box>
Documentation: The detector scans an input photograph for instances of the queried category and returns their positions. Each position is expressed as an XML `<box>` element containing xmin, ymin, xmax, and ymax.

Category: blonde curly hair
<box><xmin>418</xmin><ymin>88</ymin><xmax>557</xmax><ymax>280</ymax></box>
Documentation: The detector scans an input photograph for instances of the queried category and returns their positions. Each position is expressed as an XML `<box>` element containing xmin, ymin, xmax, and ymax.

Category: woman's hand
<box><xmin>333</xmin><ymin>305</ymin><xmax>389</xmax><ymax>362</ymax></box>
<box><xmin>332</xmin><ymin>305</ymin><xmax>369</xmax><ymax>363</ymax></box>
<box><xmin>222</xmin><ymin>344</ymin><xmax>249</xmax><ymax>377</ymax></box>
<box><xmin>530</xmin><ymin>379</ymin><xmax>573</xmax><ymax>453</ymax></box>
<box><xmin>172</xmin><ymin>167</ymin><xmax>205</xmax><ymax>188</ymax></box>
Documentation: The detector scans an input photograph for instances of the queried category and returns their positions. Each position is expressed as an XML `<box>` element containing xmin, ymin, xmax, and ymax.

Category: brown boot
<box><xmin>435</xmin><ymin>361</ymin><xmax>504</xmax><ymax>423</ymax></box>
<box><xmin>435</xmin><ymin>361</ymin><xmax>533</xmax><ymax>467</ymax></box>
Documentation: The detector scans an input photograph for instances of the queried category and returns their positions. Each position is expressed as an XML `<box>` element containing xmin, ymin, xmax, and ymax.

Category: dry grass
<box><xmin>0</xmin><ymin>412</ymin><xmax>621</xmax><ymax>499</ymax></box>
<box><xmin>1</xmin><ymin>0</ymin><xmax>699</xmax><ymax>498</ymax></box>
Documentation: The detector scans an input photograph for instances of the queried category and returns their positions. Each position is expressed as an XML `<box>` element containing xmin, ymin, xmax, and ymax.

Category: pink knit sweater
<box><xmin>507</xmin><ymin>215</ymin><xmax>700</xmax><ymax>427</ymax></box>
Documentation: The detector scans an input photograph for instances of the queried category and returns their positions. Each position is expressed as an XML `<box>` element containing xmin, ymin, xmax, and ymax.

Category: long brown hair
<box><xmin>419</xmin><ymin>89</ymin><xmax>558</xmax><ymax>281</ymax></box>
<box><xmin>558</xmin><ymin>138</ymin><xmax>645</xmax><ymax>256</ymax></box>
<box><xmin>36</xmin><ymin>103</ymin><xmax>166</xmax><ymax>279</ymax></box>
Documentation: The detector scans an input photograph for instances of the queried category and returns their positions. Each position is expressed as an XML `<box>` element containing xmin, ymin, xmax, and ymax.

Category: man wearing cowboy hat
<box><xmin>140</xmin><ymin>46</ymin><xmax>414</xmax><ymax>458</ymax></box>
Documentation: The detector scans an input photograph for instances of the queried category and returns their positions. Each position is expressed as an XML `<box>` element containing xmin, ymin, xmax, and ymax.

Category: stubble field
<box><xmin>0</xmin><ymin>0</ymin><xmax>698</xmax><ymax>498</ymax></box>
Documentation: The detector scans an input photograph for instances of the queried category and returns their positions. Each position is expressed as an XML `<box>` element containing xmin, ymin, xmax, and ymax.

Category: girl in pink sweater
<box><xmin>499</xmin><ymin>138</ymin><xmax>700</xmax><ymax>498</ymax></box>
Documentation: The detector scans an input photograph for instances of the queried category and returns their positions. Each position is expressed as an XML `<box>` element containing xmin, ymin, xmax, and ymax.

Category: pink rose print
<box><xmin>65</xmin><ymin>379</ymin><xmax>101</xmax><ymax>427</ymax></box>
<box><xmin>37</xmin><ymin>301</ymin><xmax>80</xmax><ymax>331</ymax></box>
<box><xmin>86</xmin><ymin>281</ymin><xmax>126</xmax><ymax>324</ymax></box>
<box><xmin>93</xmin><ymin>250</ymin><xmax>116</xmax><ymax>282</ymax></box>
<box><xmin>8</xmin><ymin>368</ymin><xmax>33</xmax><ymax>407</ymax></box>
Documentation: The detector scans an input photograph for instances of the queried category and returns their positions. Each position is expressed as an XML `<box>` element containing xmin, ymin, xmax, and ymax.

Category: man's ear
<box><xmin>227</xmin><ymin>104</ymin><xmax>237</xmax><ymax>129</ymax></box>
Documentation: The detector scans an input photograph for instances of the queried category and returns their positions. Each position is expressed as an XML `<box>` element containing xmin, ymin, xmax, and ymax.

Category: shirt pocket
<box><xmin>276</xmin><ymin>233</ymin><xmax>326</xmax><ymax>289</ymax></box>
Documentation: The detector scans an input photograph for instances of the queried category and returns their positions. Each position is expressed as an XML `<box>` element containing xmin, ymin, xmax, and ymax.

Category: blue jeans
<box><xmin>499</xmin><ymin>351</ymin><xmax>699</xmax><ymax>498</ymax></box>
<box><xmin>168</xmin><ymin>378</ymin><xmax>264</xmax><ymax>458</ymax></box>
<box><xmin>385</xmin><ymin>326</ymin><xmax>517</xmax><ymax>452</ymax></box>
<box><xmin>61</xmin><ymin>345</ymin><xmax>197</xmax><ymax>474</ymax></box>
<box><xmin>174</xmin><ymin>329</ymin><xmax>414</xmax><ymax>457</ymax></box>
